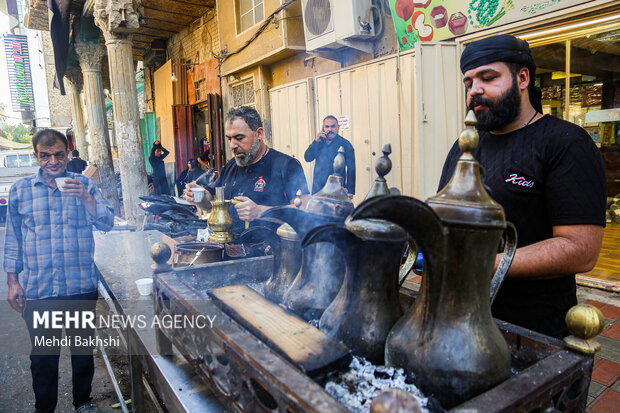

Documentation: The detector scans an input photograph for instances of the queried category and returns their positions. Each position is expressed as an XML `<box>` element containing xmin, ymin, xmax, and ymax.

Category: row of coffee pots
<box><xmin>260</xmin><ymin>112</ymin><xmax>517</xmax><ymax>408</ymax></box>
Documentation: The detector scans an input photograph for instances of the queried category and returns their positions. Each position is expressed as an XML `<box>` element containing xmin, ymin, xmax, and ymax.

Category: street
<box><xmin>0</xmin><ymin>227</ymin><xmax>130</xmax><ymax>413</ymax></box>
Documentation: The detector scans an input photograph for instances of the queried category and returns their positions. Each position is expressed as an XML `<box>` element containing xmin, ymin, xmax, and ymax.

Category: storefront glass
<box><xmin>526</xmin><ymin>18</ymin><xmax>620</xmax><ymax>196</ymax></box>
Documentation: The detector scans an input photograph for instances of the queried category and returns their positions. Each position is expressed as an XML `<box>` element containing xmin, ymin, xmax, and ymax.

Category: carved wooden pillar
<box><xmin>75</xmin><ymin>40</ymin><xmax>121</xmax><ymax>215</ymax></box>
<box><xmin>94</xmin><ymin>0</ymin><xmax>148</xmax><ymax>223</ymax></box>
<box><xmin>64</xmin><ymin>68</ymin><xmax>89</xmax><ymax>161</ymax></box>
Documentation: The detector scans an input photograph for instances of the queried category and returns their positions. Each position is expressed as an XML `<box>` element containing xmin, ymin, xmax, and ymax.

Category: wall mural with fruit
<box><xmin>389</xmin><ymin>0</ymin><xmax>591</xmax><ymax>51</ymax></box>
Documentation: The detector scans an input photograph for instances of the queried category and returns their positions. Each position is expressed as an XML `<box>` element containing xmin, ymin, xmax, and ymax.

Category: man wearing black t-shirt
<box><xmin>438</xmin><ymin>35</ymin><xmax>606</xmax><ymax>339</ymax></box>
<box><xmin>184</xmin><ymin>106</ymin><xmax>309</xmax><ymax>235</ymax></box>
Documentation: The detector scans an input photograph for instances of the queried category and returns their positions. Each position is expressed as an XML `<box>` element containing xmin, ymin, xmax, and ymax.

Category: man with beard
<box><xmin>304</xmin><ymin>115</ymin><xmax>356</xmax><ymax>197</ymax></box>
<box><xmin>438</xmin><ymin>34</ymin><xmax>606</xmax><ymax>339</ymax></box>
<box><xmin>184</xmin><ymin>106</ymin><xmax>309</xmax><ymax>236</ymax></box>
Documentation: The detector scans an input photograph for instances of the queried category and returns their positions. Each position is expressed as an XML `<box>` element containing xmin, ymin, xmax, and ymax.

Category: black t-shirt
<box><xmin>198</xmin><ymin>148</ymin><xmax>309</xmax><ymax>235</ymax></box>
<box><xmin>438</xmin><ymin>115</ymin><xmax>606</xmax><ymax>338</ymax></box>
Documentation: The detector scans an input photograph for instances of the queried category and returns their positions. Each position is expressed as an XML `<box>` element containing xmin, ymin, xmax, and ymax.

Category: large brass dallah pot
<box><xmin>260</xmin><ymin>148</ymin><xmax>354</xmax><ymax>319</ymax></box>
<box><xmin>349</xmin><ymin>112</ymin><xmax>518</xmax><ymax>408</ymax></box>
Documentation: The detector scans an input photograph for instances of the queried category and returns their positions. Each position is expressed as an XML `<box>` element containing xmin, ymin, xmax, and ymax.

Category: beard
<box><xmin>469</xmin><ymin>77</ymin><xmax>521</xmax><ymax>131</ymax></box>
<box><xmin>234</xmin><ymin>138</ymin><xmax>261</xmax><ymax>167</ymax></box>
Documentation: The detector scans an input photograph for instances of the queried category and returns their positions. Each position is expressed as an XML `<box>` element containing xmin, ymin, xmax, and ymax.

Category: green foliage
<box><xmin>1</xmin><ymin>123</ymin><xmax>32</xmax><ymax>144</ymax></box>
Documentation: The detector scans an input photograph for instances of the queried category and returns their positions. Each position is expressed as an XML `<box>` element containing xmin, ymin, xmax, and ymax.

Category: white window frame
<box><xmin>236</xmin><ymin>0</ymin><xmax>265</xmax><ymax>35</ymax></box>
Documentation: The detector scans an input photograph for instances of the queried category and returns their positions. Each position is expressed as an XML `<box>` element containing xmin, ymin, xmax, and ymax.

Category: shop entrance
<box><xmin>520</xmin><ymin>11</ymin><xmax>620</xmax><ymax>196</ymax></box>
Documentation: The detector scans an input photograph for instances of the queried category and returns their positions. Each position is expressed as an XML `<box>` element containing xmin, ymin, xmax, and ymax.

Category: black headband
<box><xmin>460</xmin><ymin>34</ymin><xmax>542</xmax><ymax>112</ymax></box>
<box><xmin>460</xmin><ymin>34</ymin><xmax>536</xmax><ymax>74</ymax></box>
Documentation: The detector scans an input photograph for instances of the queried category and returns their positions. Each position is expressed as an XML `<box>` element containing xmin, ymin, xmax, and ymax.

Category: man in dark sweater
<box><xmin>184</xmin><ymin>106</ymin><xmax>309</xmax><ymax>236</ymax></box>
<box><xmin>304</xmin><ymin>116</ymin><xmax>355</xmax><ymax>198</ymax></box>
<box><xmin>66</xmin><ymin>150</ymin><xmax>87</xmax><ymax>173</ymax></box>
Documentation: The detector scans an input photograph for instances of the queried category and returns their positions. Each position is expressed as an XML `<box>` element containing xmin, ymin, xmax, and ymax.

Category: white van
<box><xmin>0</xmin><ymin>149</ymin><xmax>37</xmax><ymax>168</ymax></box>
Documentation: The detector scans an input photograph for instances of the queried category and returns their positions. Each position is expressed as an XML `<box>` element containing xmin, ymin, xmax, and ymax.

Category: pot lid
<box><xmin>426</xmin><ymin>111</ymin><xmax>505</xmax><ymax>225</ymax></box>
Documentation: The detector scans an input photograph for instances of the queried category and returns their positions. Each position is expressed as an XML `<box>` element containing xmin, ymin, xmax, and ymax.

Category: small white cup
<box><xmin>135</xmin><ymin>278</ymin><xmax>153</xmax><ymax>296</ymax></box>
<box><xmin>55</xmin><ymin>177</ymin><xmax>69</xmax><ymax>191</ymax></box>
<box><xmin>191</xmin><ymin>187</ymin><xmax>206</xmax><ymax>202</ymax></box>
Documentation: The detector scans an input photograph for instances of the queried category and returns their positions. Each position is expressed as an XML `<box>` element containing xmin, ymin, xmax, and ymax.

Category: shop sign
<box><xmin>3</xmin><ymin>34</ymin><xmax>35</xmax><ymax>112</ymax></box>
<box><xmin>388</xmin><ymin>0</ymin><xmax>593</xmax><ymax>51</ymax></box>
<box><xmin>337</xmin><ymin>115</ymin><xmax>350</xmax><ymax>130</ymax></box>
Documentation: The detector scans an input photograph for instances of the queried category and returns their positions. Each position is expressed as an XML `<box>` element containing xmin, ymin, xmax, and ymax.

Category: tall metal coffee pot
<box><xmin>301</xmin><ymin>144</ymin><xmax>406</xmax><ymax>363</ymax></box>
<box><xmin>350</xmin><ymin>112</ymin><xmax>518</xmax><ymax>408</ymax></box>
<box><xmin>304</xmin><ymin>218</ymin><xmax>406</xmax><ymax>364</ymax></box>
<box><xmin>260</xmin><ymin>148</ymin><xmax>354</xmax><ymax>319</ymax></box>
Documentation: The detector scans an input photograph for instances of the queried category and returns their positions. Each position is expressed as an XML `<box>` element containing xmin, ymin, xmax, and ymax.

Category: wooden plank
<box><xmin>141</xmin><ymin>17</ymin><xmax>187</xmax><ymax>33</ymax></box>
<box><xmin>143</xmin><ymin>7</ymin><xmax>198</xmax><ymax>25</ymax></box>
<box><xmin>143</xmin><ymin>0</ymin><xmax>211</xmax><ymax>17</ymax></box>
<box><xmin>209</xmin><ymin>285</ymin><xmax>351</xmax><ymax>376</ymax></box>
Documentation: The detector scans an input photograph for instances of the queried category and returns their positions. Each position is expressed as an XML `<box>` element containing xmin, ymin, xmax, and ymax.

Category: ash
<box><xmin>324</xmin><ymin>356</ymin><xmax>429</xmax><ymax>413</ymax></box>
<box><xmin>245</xmin><ymin>281</ymin><xmax>265</xmax><ymax>296</ymax></box>
<box><xmin>308</xmin><ymin>319</ymin><xmax>320</xmax><ymax>328</ymax></box>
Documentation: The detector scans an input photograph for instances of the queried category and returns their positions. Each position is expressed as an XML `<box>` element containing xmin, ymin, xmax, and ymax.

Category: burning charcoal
<box><xmin>370</xmin><ymin>389</ymin><xmax>422</xmax><ymax>413</ymax></box>
<box><xmin>324</xmin><ymin>357</ymin><xmax>429</xmax><ymax>412</ymax></box>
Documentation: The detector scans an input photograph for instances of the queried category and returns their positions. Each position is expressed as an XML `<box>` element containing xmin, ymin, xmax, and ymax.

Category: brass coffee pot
<box><xmin>260</xmin><ymin>147</ymin><xmax>354</xmax><ymax>319</ymax></box>
<box><xmin>300</xmin><ymin>144</ymin><xmax>406</xmax><ymax>363</ymax></box>
<box><xmin>263</xmin><ymin>194</ymin><xmax>303</xmax><ymax>303</ymax></box>
<box><xmin>349</xmin><ymin>111</ymin><xmax>518</xmax><ymax>408</ymax></box>
<box><xmin>208</xmin><ymin>187</ymin><xmax>234</xmax><ymax>243</ymax></box>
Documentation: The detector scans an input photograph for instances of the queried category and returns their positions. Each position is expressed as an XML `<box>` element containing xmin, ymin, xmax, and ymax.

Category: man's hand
<box><xmin>315</xmin><ymin>131</ymin><xmax>327</xmax><ymax>142</ymax></box>
<box><xmin>7</xmin><ymin>273</ymin><xmax>24</xmax><ymax>313</ymax></box>
<box><xmin>347</xmin><ymin>193</ymin><xmax>354</xmax><ymax>200</ymax></box>
<box><xmin>234</xmin><ymin>196</ymin><xmax>268</xmax><ymax>222</ymax></box>
<box><xmin>184</xmin><ymin>182</ymin><xmax>212</xmax><ymax>211</ymax></box>
<box><xmin>62</xmin><ymin>179</ymin><xmax>97</xmax><ymax>215</ymax></box>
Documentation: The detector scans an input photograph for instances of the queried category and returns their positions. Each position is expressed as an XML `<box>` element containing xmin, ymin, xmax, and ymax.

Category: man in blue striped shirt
<box><xmin>4</xmin><ymin>129</ymin><xmax>114</xmax><ymax>413</ymax></box>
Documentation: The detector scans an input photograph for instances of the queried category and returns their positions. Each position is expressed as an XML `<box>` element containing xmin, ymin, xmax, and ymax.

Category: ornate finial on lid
<box><xmin>365</xmin><ymin>144</ymin><xmax>393</xmax><ymax>200</ymax></box>
<box><xmin>459</xmin><ymin>111</ymin><xmax>479</xmax><ymax>155</ymax></box>
<box><xmin>333</xmin><ymin>146</ymin><xmax>346</xmax><ymax>177</ymax></box>
<box><xmin>150</xmin><ymin>242</ymin><xmax>172</xmax><ymax>273</ymax></box>
<box><xmin>376</xmin><ymin>144</ymin><xmax>392</xmax><ymax>179</ymax></box>
<box><xmin>426</xmin><ymin>110</ymin><xmax>504</xmax><ymax>224</ymax></box>
<box><xmin>293</xmin><ymin>189</ymin><xmax>302</xmax><ymax>208</ymax></box>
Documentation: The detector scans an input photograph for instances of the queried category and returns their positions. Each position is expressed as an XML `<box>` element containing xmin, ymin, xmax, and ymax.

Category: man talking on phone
<box><xmin>304</xmin><ymin>115</ymin><xmax>356</xmax><ymax>198</ymax></box>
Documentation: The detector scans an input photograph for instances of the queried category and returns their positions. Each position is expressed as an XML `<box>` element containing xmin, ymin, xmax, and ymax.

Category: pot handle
<box><xmin>490</xmin><ymin>222</ymin><xmax>518</xmax><ymax>304</ymax></box>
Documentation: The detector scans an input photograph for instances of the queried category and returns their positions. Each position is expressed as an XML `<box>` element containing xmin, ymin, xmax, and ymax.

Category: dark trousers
<box><xmin>153</xmin><ymin>176</ymin><xmax>170</xmax><ymax>195</ymax></box>
<box><xmin>22</xmin><ymin>290</ymin><xmax>98</xmax><ymax>412</ymax></box>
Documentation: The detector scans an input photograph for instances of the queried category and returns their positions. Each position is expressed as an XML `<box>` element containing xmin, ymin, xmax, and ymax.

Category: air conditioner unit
<box><xmin>301</xmin><ymin>0</ymin><xmax>375</xmax><ymax>54</ymax></box>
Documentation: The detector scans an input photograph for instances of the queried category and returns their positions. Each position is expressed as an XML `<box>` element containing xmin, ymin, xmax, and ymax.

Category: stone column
<box><xmin>95</xmin><ymin>0</ymin><xmax>148</xmax><ymax>223</ymax></box>
<box><xmin>75</xmin><ymin>40</ymin><xmax>121</xmax><ymax>216</ymax></box>
<box><xmin>64</xmin><ymin>68</ymin><xmax>89</xmax><ymax>161</ymax></box>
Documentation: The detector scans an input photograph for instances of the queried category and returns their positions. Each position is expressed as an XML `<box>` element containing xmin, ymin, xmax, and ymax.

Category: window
<box><xmin>522</xmin><ymin>13</ymin><xmax>620</xmax><ymax>196</ymax></box>
<box><xmin>237</xmin><ymin>0</ymin><xmax>264</xmax><ymax>33</ymax></box>
<box><xmin>230</xmin><ymin>78</ymin><xmax>255</xmax><ymax>108</ymax></box>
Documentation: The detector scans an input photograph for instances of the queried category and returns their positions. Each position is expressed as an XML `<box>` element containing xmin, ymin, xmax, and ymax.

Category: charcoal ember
<box><xmin>370</xmin><ymin>388</ymin><xmax>422</xmax><ymax>413</ymax></box>
<box><xmin>324</xmin><ymin>356</ymin><xmax>428</xmax><ymax>413</ymax></box>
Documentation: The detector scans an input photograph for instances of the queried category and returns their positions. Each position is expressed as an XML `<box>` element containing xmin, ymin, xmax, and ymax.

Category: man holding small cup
<box><xmin>3</xmin><ymin>129</ymin><xmax>114</xmax><ymax>413</ymax></box>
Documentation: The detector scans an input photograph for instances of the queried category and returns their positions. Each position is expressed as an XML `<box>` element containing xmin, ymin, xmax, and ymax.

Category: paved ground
<box><xmin>0</xmin><ymin>228</ymin><xmax>130</xmax><ymax>413</ymax></box>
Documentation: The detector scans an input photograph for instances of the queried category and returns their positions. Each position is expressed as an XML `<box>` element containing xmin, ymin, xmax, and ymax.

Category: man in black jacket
<box><xmin>149</xmin><ymin>140</ymin><xmax>170</xmax><ymax>195</ymax></box>
<box><xmin>66</xmin><ymin>150</ymin><xmax>87</xmax><ymax>173</ymax></box>
<box><xmin>304</xmin><ymin>115</ymin><xmax>355</xmax><ymax>198</ymax></box>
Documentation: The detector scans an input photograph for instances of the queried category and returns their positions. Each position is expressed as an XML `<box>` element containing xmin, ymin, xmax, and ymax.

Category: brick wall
<box><xmin>166</xmin><ymin>9</ymin><xmax>219</xmax><ymax>64</ymax></box>
<box><xmin>41</xmin><ymin>31</ymin><xmax>72</xmax><ymax>128</ymax></box>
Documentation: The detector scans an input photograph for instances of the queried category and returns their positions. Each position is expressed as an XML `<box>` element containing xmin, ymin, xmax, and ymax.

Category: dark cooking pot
<box><xmin>174</xmin><ymin>242</ymin><xmax>225</xmax><ymax>267</ymax></box>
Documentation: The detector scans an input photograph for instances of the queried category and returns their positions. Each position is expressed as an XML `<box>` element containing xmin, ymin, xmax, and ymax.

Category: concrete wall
<box><xmin>167</xmin><ymin>9</ymin><xmax>220</xmax><ymax>64</ymax></box>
